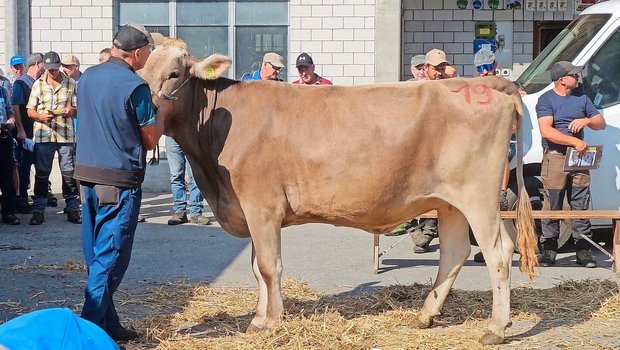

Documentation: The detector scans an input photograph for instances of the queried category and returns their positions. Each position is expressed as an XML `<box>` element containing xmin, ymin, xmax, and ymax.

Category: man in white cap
<box><xmin>408</xmin><ymin>55</ymin><xmax>427</xmax><ymax>81</ymax></box>
<box><xmin>242</xmin><ymin>52</ymin><xmax>285</xmax><ymax>81</ymax></box>
<box><xmin>536</xmin><ymin>61</ymin><xmax>606</xmax><ymax>268</ymax></box>
<box><xmin>474</xmin><ymin>48</ymin><xmax>497</xmax><ymax>77</ymax></box>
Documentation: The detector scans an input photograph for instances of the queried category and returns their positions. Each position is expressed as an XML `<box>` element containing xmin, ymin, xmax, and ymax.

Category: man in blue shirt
<box><xmin>74</xmin><ymin>23</ymin><xmax>172</xmax><ymax>342</ymax></box>
<box><xmin>536</xmin><ymin>61</ymin><xmax>606</xmax><ymax>268</ymax></box>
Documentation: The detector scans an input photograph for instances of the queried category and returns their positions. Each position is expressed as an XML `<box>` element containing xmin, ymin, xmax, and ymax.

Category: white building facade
<box><xmin>1</xmin><ymin>0</ymin><xmax>584</xmax><ymax>84</ymax></box>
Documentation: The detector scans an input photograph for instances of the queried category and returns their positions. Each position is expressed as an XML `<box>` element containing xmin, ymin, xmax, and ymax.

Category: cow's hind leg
<box><xmin>412</xmin><ymin>207</ymin><xmax>470</xmax><ymax>329</ymax></box>
<box><xmin>470</xmin><ymin>215</ymin><xmax>514</xmax><ymax>345</ymax></box>
<box><xmin>244</xmin><ymin>210</ymin><xmax>284</xmax><ymax>332</ymax></box>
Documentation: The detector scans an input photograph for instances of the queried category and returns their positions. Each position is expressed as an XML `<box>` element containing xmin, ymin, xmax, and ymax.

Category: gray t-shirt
<box><xmin>536</xmin><ymin>89</ymin><xmax>599</xmax><ymax>153</ymax></box>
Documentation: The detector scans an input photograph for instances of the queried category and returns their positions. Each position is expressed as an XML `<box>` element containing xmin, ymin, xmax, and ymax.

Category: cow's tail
<box><xmin>514</xmin><ymin>92</ymin><xmax>538</xmax><ymax>279</ymax></box>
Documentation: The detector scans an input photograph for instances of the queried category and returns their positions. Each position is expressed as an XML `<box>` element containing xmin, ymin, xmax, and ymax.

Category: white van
<box><xmin>511</xmin><ymin>0</ymin><xmax>620</xmax><ymax>236</ymax></box>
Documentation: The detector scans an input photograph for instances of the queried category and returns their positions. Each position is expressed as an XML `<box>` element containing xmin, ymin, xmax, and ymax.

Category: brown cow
<box><xmin>139</xmin><ymin>39</ymin><xmax>538</xmax><ymax>345</ymax></box>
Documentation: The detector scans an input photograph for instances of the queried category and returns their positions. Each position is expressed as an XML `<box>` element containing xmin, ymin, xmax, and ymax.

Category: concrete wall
<box><xmin>402</xmin><ymin>0</ymin><xmax>577</xmax><ymax>80</ymax></box>
<box><xmin>289</xmin><ymin>0</ymin><xmax>376</xmax><ymax>85</ymax></box>
<box><xmin>30</xmin><ymin>0</ymin><xmax>113</xmax><ymax>70</ymax></box>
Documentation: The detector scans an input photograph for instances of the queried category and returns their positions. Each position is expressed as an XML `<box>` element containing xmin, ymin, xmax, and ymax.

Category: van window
<box><xmin>515</xmin><ymin>14</ymin><xmax>611</xmax><ymax>94</ymax></box>
<box><xmin>582</xmin><ymin>29</ymin><xmax>620</xmax><ymax>109</ymax></box>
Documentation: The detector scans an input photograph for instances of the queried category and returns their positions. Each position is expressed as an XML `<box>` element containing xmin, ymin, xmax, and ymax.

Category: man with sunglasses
<box><xmin>243</xmin><ymin>52</ymin><xmax>285</xmax><ymax>81</ymax></box>
<box><xmin>474</xmin><ymin>48</ymin><xmax>497</xmax><ymax>77</ymax></box>
<box><xmin>26</xmin><ymin>51</ymin><xmax>80</xmax><ymax>226</ymax></box>
<box><xmin>536</xmin><ymin>61</ymin><xmax>606</xmax><ymax>268</ymax></box>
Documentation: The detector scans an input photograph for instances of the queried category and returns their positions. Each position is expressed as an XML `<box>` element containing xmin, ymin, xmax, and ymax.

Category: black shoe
<box><xmin>576</xmin><ymin>249</ymin><xmax>597</xmax><ymax>268</ymax></box>
<box><xmin>16</xmin><ymin>199</ymin><xmax>32</xmax><ymax>214</ymax></box>
<box><xmin>107</xmin><ymin>326</ymin><xmax>140</xmax><ymax>342</ymax></box>
<box><xmin>539</xmin><ymin>249</ymin><xmax>557</xmax><ymax>267</ymax></box>
<box><xmin>137</xmin><ymin>214</ymin><xmax>146</xmax><ymax>223</ymax></box>
<box><xmin>67</xmin><ymin>211</ymin><xmax>82</xmax><ymax>224</ymax></box>
<box><xmin>47</xmin><ymin>193</ymin><xmax>58</xmax><ymax>207</ymax></box>
<box><xmin>1</xmin><ymin>213</ymin><xmax>20</xmax><ymax>225</ymax></box>
<box><xmin>29</xmin><ymin>212</ymin><xmax>44</xmax><ymax>225</ymax></box>
<box><xmin>167</xmin><ymin>212</ymin><xmax>188</xmax><ymax>225</ymax></box>
<box><xmin>473</xmin><ymin>251</ymin><xmax>485</xmax><ymax>263</ymax></box>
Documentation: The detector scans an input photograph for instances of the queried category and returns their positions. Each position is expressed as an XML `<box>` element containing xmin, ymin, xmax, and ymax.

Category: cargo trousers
<box><xmin>540</xmin><ymin>150</ymin><xmax>592</xmax><ymax>244</ymax></box>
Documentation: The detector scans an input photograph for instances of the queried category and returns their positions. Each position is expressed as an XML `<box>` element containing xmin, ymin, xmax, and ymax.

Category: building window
<box><xmin>117</xmin><ymin>0</ymin><xmax>288</xmax><ymax>80</ymax></box>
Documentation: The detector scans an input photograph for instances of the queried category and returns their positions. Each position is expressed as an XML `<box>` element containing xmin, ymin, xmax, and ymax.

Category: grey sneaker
<box><xmin>189</xmin><ymin>215</ymin><xmax>211</xmax><ymax>225</ymax></box>
<box><xmin>167</xmin><ymin>212</ymin><xmax>188</xmax><ymax>225</ymax></box>
<box><xmin>539</xmin><ymin>249</ymin><xmax>557</xmax><ymax>267</ymax></box>
<box><xmin>411</xmin><ymin>229</ymin><xmax>433</xmax><ymax>253</ymax></box>
<box><xmin>575</xmin><ymin>249</ymin><xmax>597</xmax><ymax>268</ymax></box>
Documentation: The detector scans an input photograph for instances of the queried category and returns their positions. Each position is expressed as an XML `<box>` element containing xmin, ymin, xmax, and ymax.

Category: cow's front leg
<box><xmin>245</xmin><ymin>211</ymin><xmax>284</xmax><ymax>332</ymax></box>
<box><xmin>413</xmin><ymin>208</ymin><xmax>470</xmax><ymax>329</ymax></box>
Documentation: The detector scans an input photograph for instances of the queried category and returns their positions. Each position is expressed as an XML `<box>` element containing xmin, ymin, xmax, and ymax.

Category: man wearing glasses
<box><xmin>536</xmin><ymin>61</ymin><xmax>606</xmax><ymax>268</ymax></box>
<box><xmin>243</xmin><ymin>52</ymin><xmax>285</xmax><ymax>81</ymax></box>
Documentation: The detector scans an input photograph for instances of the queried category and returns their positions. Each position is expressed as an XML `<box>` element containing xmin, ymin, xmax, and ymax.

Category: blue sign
<box><xmin>472</xmin><ymin>0</ymin><xmax>483</xmax><ymax>9</ymax></box>
<box><xmin>473</xmin><ymin>39</ymin><xmax>497</xmax><ymax>54</ymax></box>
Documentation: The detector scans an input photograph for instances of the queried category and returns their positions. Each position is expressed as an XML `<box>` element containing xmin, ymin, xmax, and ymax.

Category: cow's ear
<box><xmin>190</xmin><ymin>54</ymin><xmax>232</xmax><ymax>80</ymax></box>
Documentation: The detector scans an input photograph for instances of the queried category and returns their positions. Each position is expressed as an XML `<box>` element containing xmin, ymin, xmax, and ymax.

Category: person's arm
<box><xmin>11</xmin><ymin>82</ymin><xmax>26</xmax><ymax>141</ymax></box>
<box><xmin>130</xmin><ymin>85</ymin><xmax>174</xmax><ymax>151</ymax></box>
<box><xmin>538</xmin><ymin>116</ymin><xmax>587</xmax><ymax>152</ymax></box>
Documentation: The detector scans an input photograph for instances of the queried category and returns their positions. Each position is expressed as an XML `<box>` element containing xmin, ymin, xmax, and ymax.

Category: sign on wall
<box><xmin>574</xmin><ymin>0</ymin><xmax>596</xmax><ymax>13</ymax></box>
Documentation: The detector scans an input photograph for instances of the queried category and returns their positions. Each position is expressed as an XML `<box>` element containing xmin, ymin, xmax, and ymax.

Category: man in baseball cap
<box><xmin>292</xmin><ymin>53</ymin><xmax>332</xmax><ymax>85</ymax></box>
<box><xmin>408</xmin><ymin>54</ymin><xmax>426</xmax><ymax>81</ymax></box>
<box><xmin>9</xmin><ymin>54</ymin><xmax>26</xmax><ymax>82</ymax></box>
<box><xmin>113</xmin><ymin>23</ymin><xmax>154</xmax><ymax>51</ymax></box>
<box><xmin>536</xmin><ymin>60</ymin><xmax>606</xmax><ymax>268</ymax></box>
<box><xmin>242</xmin><ymin>52</ymin><xmax>285</xmax><ymax>81</ymax></box>
<box><xmin>424</xmin><ymin>48</ymin><xmax>457</xmax><ymax>80</ymax></box>
<box><xmin>61</xmin><ymin>55</ymin><xmax>82</xmax><ymax>81</ymax></box>
<box><xmin>550</xmin><ymin>60</ymin><xmax>584</xmax><ymax>81</ymax></box>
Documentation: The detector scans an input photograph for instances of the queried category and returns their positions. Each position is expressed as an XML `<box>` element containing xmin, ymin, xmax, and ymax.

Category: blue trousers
<box><xmin>32</xmin><ymin>142</ymin><xmax>80</xmax><ymax>212</ymax></box>
<box><xmin>166</xmin><ymin>136</ymin><xmax>203</xmax><ymax>216</ymax></box>
<box><xmin>80</xmin><ymin>183</ymin><xmax>141</xmax><ymax>333</ymax></box>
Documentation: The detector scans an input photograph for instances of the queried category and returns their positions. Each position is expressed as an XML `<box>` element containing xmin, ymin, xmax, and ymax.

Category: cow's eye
<box><xmin>169</xmin><ymin>71</ymin><xmax>180</xmax><ymax>79</ymax></box>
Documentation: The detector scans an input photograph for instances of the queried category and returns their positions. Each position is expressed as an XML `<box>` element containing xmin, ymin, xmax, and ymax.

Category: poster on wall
<box><xmin>506</xmin><ymin>0</ymin><xmax>522</xmax><ymax>9</ymax></box>
<box><xmin>537</xmin><ymin>0</ymin><xmax>547</xmax><ymax>10</ymax></box>
<box><xmin>558</xmin><ymin>0</ymin><xmax>568</xmax><ymax>11</ymax></box>
<box><xmin>525</xmin><ymin>0</ymin><xmax>536</xmax><ymax>11</ymax></box>
<box><xmin>548</xmin><ymin>0</ymin><xmax>558</xmax><ymax>11</ymax></box>
<box><xmin>574</xmin><ymin>0</ymin><xmax>596</xmax><ymax>13</ymax></box>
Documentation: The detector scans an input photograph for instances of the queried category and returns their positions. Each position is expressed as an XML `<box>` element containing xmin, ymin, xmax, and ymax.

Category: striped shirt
<box><xmin>26</xmin><ymin>71</ymin><xmax>77</xmax><ymax>143</ymax></box>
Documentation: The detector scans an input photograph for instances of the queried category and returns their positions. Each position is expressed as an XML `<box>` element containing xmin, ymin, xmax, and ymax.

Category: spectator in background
<box><xmin>0</xmin><ymin>75</ymin><xmax>19</xmax><ymax>225</ymax></box>
<box><xmin>165</xmin><ymin>136</ymin><xmax>211</xmax><ymax>226</ymax></box>
<box><xmin>9</xmin><ymin>55</ymin><xmax>26</xmax><ymax>85</ymax></box>
<box><xmin>408</xmin><ymin>55</ymin><xmax>427</xmax><ymax>81</ymax></box>
<box><xmin>99</xmin><ymin>48</ymin><xmax>111</xmax><ymax>63</ymax></box>
<box><xmin>242</xmin><ymin>52</ymin><xmax>284</xmax><ymax>81</ymax></box>
<box><xmin>424</xmin><ymin>49</ymin><xmax>457</xmax><ymax>80</ymax></box>
<box><xmin>292</xmin><ymin>53</ymin><xmax>332</xmax><ymax>85</ymax></box>
<box><xmin>0</xmin><ymin>69</ymin><xmax>12</xmax><ymax>100</ymax></box>
<box><xmin>61</xmin><ymin>55</ymin><xmax>82</xmax><ymax>82</ymax></box>
<box><xmin>26</xmin><ymin>51</ymin><xmax>80</xmax><ymax>225</ymax></box>
<box><xmin>11</xmin><ymin>53</ymin><xmax>45</xmax><ymax>214</ymax></box>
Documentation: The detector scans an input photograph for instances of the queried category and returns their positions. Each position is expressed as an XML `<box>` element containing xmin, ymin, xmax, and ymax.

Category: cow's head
<box><xmin>139</xmin><ymin>38</ymin><xmax>231</xmax><ymax>102</ymax></box>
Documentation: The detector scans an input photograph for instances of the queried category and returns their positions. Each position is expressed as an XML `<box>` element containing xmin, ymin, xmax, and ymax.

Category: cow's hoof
<box><xmin>246</xmin><ymin>323</ymin><xmax>263</xmax><ymax>333</ymax></box>
<box><xmin>410</xmin><ymin>316</ymin><xmax>433</xmax><ymax>329</ymax></box>
<box><xmin>479</xmin><ymin>332</ymin><xmax>504</xmax><ymax>345</ymax></box>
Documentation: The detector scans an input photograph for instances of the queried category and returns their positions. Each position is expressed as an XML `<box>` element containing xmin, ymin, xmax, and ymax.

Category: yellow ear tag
<box><xmin>205</xmin><ymin>66</ymin><xmax>216</xmax><ymax>79</ymax></box>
